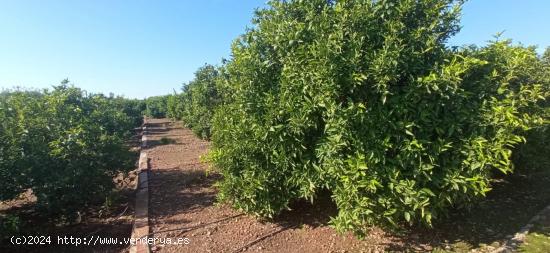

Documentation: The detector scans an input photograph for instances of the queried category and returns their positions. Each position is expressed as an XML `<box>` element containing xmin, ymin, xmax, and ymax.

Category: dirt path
<box><xmin>146</xmin><ymin>119</ymin><xmax>389</xmax><ymax>253</ymax></box>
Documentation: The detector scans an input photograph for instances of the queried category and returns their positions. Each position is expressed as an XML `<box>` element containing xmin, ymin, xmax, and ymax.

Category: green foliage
<box><xmin>182</xmin><ymin>65</ymin><xmax>221</xmax><ymax>139</ymax></box>
<box><xmin>514</xmin><ymin>127</ymin><xmax>550</xmax><ymax>171</ymax></box>
<box><xmin>114</xmin><ymin>97</ymin><xmax>146</xmax><ymax>127</ymax></box>
<box><xmin>513</xmin><ymin>47</ymin><xmax>550</xmax><ymax>171</ymax></box>
<box><xmin>166</xmin><ymin>93</ymin><xmax>186</xmax><ymax>120</ymax></box>
<box><xmin>145</xmin><ymin>95</ymin><xmax>169</xmax><ymax>118</ymax></box>
<box><xmin>166</xmin><ymin>64</ymin><xmax>221</xmax><ymax>139</ymax></box>
<box><xmin>543</xmin><ymin>47</ymin><xmax>550</xmax><ymax>65</ymax></box>
<box><xmin>0</xmin><ymin>83</ymin><xmax>141</xmax><ymax>220</ymax></box>
<box><xmin>208</xmin><ymin>0</ymin><xmax>549</xmax><ymax>235</ymax></box>
<box><xmin>0</xmin><ymin>214</ymin><xmax>21</xmax><ymax>239</ymax></box>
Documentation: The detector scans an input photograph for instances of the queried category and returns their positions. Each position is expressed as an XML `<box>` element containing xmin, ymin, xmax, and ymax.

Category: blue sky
<box><xmin>0</xmin><ymin>0</ymin><xmax>548</xmax><ymax>99</ymax></box>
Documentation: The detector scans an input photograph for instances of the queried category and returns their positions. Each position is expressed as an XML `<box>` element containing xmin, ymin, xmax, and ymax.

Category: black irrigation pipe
<box><xmin>140</xmin><ymin>213</ymin><xmax>244</xmax><ymax>239</ymax></box>
<box><xmin>230</xmin><ymin>224</ymin><xmax>298</xmax><ymax>253</ymax></box>
<box><xmin>139</xmin><ymin>212</ymin><xmax>296</xmax><ymax>253</ymax></box>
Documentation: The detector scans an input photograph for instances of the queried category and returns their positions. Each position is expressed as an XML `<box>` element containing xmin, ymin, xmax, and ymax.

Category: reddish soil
<box><xmin>146</xmin><ymin>118</ymin><xmax>550</xmax><ymax>253</ymax></box>
<box><xmin>3</xmin><ymin>118</ymin><xmax>548</xmax><ymax>252</ymax></box>
<box><xmin>147</xmin><ymin>119</ymin><xmax>394</xmax><ymax>253</ymax></box>
<box><xmin>0</xmin><ymin>171</ymin><xmax>137</xmax><ymax>253</ymax></box>
<box><xmin>0</xmin><ymin>132</ymin><xmax>142</xmax><ymax>253</ymax></box>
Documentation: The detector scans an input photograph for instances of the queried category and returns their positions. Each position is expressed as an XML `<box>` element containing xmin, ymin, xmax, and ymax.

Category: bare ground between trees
<box><xmin>0</xmin><ymin>119</ymin><xmax>547</xmax><ymax>253</ymax></box>
<box><xmin>0</xmin><ymin>134</ymin><xmax>142</xmax><ymax>253</ymax></box>
<box><xmin>147</xmin><ymin>118</ymin><xmax>550</xmax><ymax>253</ymax></box>
<box><xmin>147</xmin><ymin>119</ymin><xmax>391</xmax><ymax>253</ymax></box>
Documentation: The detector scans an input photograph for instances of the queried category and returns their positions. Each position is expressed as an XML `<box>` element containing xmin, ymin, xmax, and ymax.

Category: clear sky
<box><xmin>0</xmin><ymin>0</ymin><xmax>548</xmax><ymax>99</ymax></box>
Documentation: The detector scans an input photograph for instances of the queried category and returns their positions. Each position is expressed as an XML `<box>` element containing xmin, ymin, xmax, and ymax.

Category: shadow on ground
<box><xmin>150</xmin><ymin>165</ymin><xmax>550</xmax><ymax>252</ymax></box>
<box><xmin>149</xmin><ymin>168</ymin><xmax>218</xmax><ymax>219</ymax></box>
<box><xmin>387</xmin><ymin>169</ymin><xmax>550</xmax><ymax>252</ymax></box>
<box><xmin>272</xmin><ymin>190</ymin><xmax>338</xmax><ymax>229</ymax></box>
<box><xmin>0</xmin><ymin>194</ymin><xmax>133</xmax><ymax>253</ymax></box>
<box><xmin>146</xmin><ymin>120</ymin><xmax>550</xmax><ymax>252</ymax></box>
<box><xmin>146</xmin><ymin>138</ymin><xmax>181</xmax><ymax>148</ymax></box>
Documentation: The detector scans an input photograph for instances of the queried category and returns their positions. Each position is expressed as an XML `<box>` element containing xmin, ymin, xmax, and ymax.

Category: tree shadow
<box><xmin>145</xmin><ymin>138</ymin><xmax>180</xmax><ymax>148</ymax></box>
<box><xmin>148</xmin><ymin>167</ymin><xmax>219</xmax><ymax>219</ymax></box>
<box><xmin>145</xmin><ymin>121</ymin><xmax>171</xmax><ymax>129</ymax></box>
<box><xmin>236</xmin><ymin>169</ymin><xmax>550</xmax><ymax>252</ymax></box>
<box><xmin>0</xmin><ymin>192</ymin><xmax>133</xmax><ymax>253</ymax></box>
<box><xmin>272</xmin><ymin>189</ymin><xmax>338</xmax><ymax>229</ymax></box>
<box><xmin>144</xmin><ymin>127</ymin><xmax>170</xmax><ymax>134</ymax></box>
<box><xmin>126</xmin><ymin>133</ymin><xmax>143</xmax><ymax>148</ymax></box>
<box><xmin>387</xmin><ymin>169</ymin><xmax>550</xmax><ymax>252</ymax></box>
<box><xmin>530</xmin><ymin>214</ymin><xmax>550</xmax><ymax>237</ymax></box>
<box><xmin>148</xmin><ymin>160</ymin><xmax>550</xmax><ymax>252</ymax></box>
<box><xmin>0</xmin><ymin>222</ymin><xmax>132</xmax><ymax>253</ymax></box>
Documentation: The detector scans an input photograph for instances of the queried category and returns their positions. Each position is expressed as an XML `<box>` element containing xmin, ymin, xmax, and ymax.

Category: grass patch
<box><xmin>518</xmin><ymin>214</ymin><xmax>550</xmax><ymax>253</ymax></box>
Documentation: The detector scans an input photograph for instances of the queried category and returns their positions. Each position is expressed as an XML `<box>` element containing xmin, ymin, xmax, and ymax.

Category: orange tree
<box><xmin>0</xmin><ymin>84</ymin><xmax>141</xmax><ymax>222</ymax></box>
<box><xmin>145</xmin><ymin>95</ymin><xmax>169</xmax><ymax>118</ymax></box>
<box><xmin>209</xmin><ymin>0</ymin><xmax>549</xmax><ymax>234</ymax></box>
<box><xmin>181</xmin><ymin>65</ymin><xmax>221</xmax><ymax>139</ymax></box>
<box><xmin>167</xmin><ymin>64</ymin><xmax>221</xmax><ymax>140</ymax></box>
<box><xmin>513</xmin><ymin>46</ymin><xmax>550</xmax><ymax>171</ymax></box>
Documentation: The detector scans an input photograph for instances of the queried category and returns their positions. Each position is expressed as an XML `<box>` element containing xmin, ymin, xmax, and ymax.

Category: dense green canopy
<box><xmin>206</xmin><ymin>0</ymin><xmax>549</xmax><ymax>233</ymax></box>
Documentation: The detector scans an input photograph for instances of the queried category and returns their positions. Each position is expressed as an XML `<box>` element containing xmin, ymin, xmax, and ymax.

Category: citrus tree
<box><xmin>209</xmin><ymin>0</ymin><xmax>549</xmax><ymax>234</ymax></box>
<box><xmin>0</xmin><ymin>84</ymin><xmax>141</xmax><ymax>221</ymax></box>
<box><xmin>145</xmin><ymin>95</ymin><xmax>169</xmax><ymax>118</ymax></box>
<box><xmin>175</xmin><ymin>64</ymin><xmax>222</xmax><ymax>139</ymax></box>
